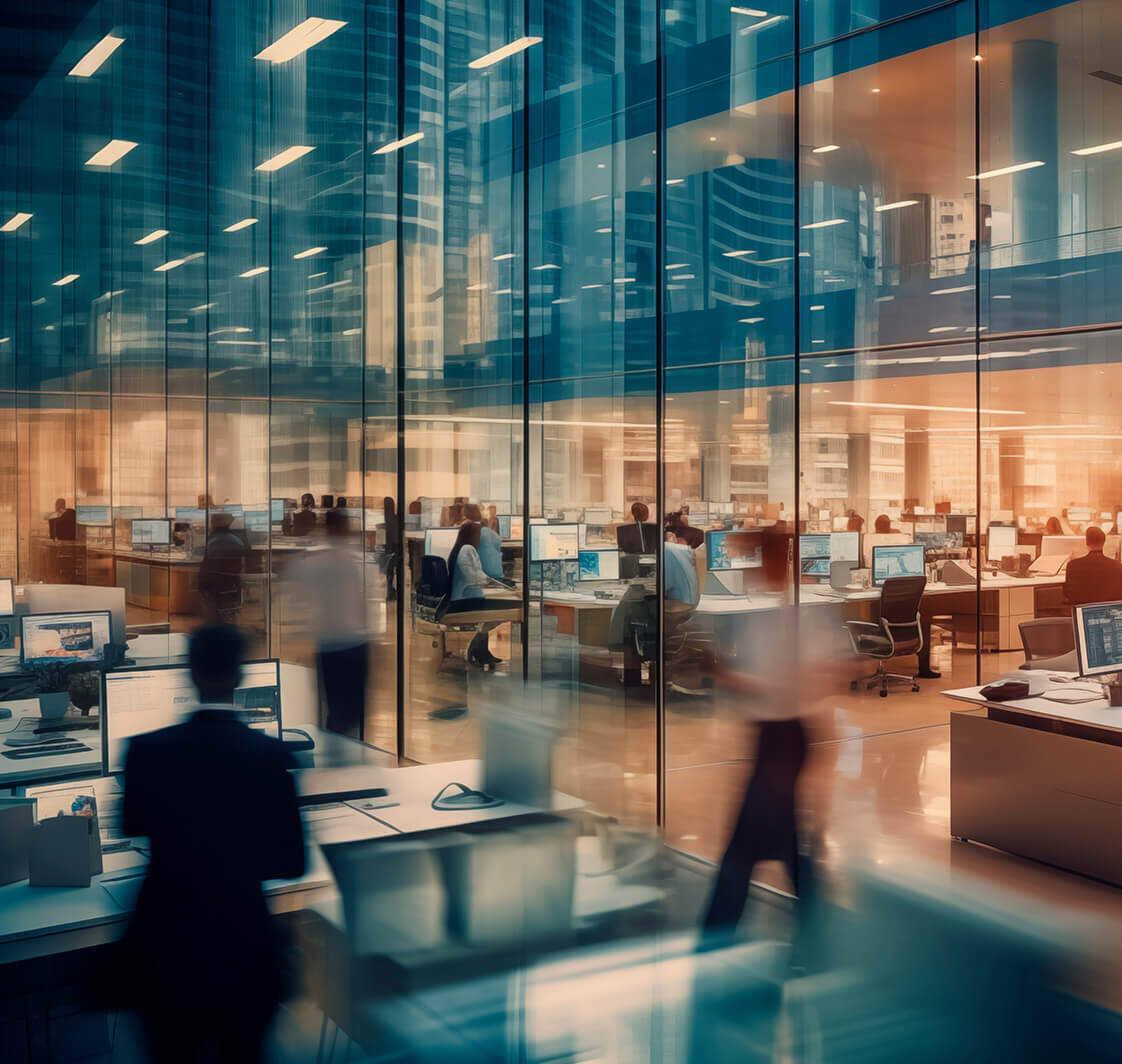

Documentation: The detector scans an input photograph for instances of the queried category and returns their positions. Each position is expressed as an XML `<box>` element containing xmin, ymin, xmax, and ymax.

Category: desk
<box><xmin>944</xmin><ymin>680</ymin><xmax>1122</xmax><ymax>886</ymax></box>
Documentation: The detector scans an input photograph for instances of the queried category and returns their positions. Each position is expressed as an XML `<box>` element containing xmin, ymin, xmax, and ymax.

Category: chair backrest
<box><xmin>1019</xmin><ymin>617</ymin><xmax>1076</xmax><ymax>660</ymax></box>
<box><xmin>879</xmin><ymin>575</ymin><xmax>926</xmax><ymax>629</ymax></box>
<box><xmin>616</xmin><ymin>522</ymin><xmax>658</xmax><ymax>555</ymax></box>
<box><xmin>419</xmin><ymin>554</ymin><xmax>450</xmax><ymax>603</ymax></box>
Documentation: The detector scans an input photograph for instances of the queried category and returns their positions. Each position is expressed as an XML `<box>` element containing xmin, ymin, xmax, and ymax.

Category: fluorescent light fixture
<box><xmin>614</xmin><ymin>277</ymin><xmax>635</xmax><ymax>284</ymax></box>
<box><xmin>468</xmin><ymin>36</ymin><xmax>542</xmax><ymax>69</ymax></box>
<box><xmin>374</xmin><ymin>131</ymin><xmax>424</xmax><ymax>155</ymax></box>
<box><xmin>1072</xmin><ymin>140</ymin><xmax>1122</xmax><ymax>157</ymax></box>
<box><xmin>1</xmin><ymin>212</ymin><xmax>32</xmax><ymax>232</ymax></box>
<box><xmin>256</xmin><ymin>145</ymin><xmax>314</xmax><ymax>171</ymax></box>
<box><xmin>596</xmin><ymin>227</ymin><xmax>612</xmax><ymax>233</ymax></box>
<box><xmin>666</xmin><ymin>178</ymin><xmax>685</xmax><ymax>185</ymax></box>
<box><xmin>723</xmin><ymin>249</ymin><xmax>756</xmax><ymax>258</ymax></box>
<box><xmin>665</xmin><ymin>263</ymin><xmax>689</xmax><ymax>269</ymax></box>
<box><xmin>875</xmin><ymin>199</ymin><xmax>918</xmax><ymax>212</ymax></box>
<box><xmin>467</xmin><ymin>283</ymin><xmax>488</xmax><ymax>291</ymax></box>
<box><xmin>532</xmin><ymin>263</ymin><xmax>560</xmax><ymax>271</ymax></box>
<box><xmin>830</xmin><ymin>400</ymin><xmax>1023</xmax><ymax>415</ymax></box>
<box><xmin>223</xmin><ymin>217</ymin><xmax>258</xmax><ymax>232</ymax></box>
<box><xmin>812</xmin><ymin>144</ymin><xmax>840</xmax><ymax>154</ymax></box>
<box><xmin>730</xmin><ymin>6</ymin><xmax>767</xmax><ymax>14</ymax></box>
<box><xmin>969</xmin><ymin>160</ymin><xmax>1044</xmax><ymax>180</ymax></box>
<box><xmin>931</xmin><ymin>285</ymin><xmax>973</xmax><ymax>295</ymax></box>
<box><xmin>342</xmin><ymin>328</ymin><xmax>360</xmax><ymax>336</ymax></box>
<box><xmin>928</xmin><ymin>326</ymin><xmax>961</xmax><ymax>333</ymax></box>
<box><xmin>552</xmin><ymin>297</ymin><xmax>573</xmax><ymax>304</ymax></box>
<box><xmin>255</xmin><ymin>18</ymin><xmax>346</xmax><ymax>63</ymax></box>
<box><xmin>738</xmin><ymin>14</ymin><xmax>784</xmax><ymax>33</ymax></box>
<box><xmin>240</xmin><ymin>266</ymin><xmax>269</xmax><ymax>277</ymax></box>
<box><xmin>69</xmin><ymin>34</ymin><xmax>125</xmax><ymax>77</ymax></box>
<box><xmin>32</xmin><ymin>297</ymin><xmax>46</xmax><ymax>306</ymax></box>
<box><xmin>494</xmin><ymin>288</ymin><xmax>512</xmax><ymax>295</ymax></box>
<box><xmin>810</xmin><ymin>304</ymin><xmax>824</xmax><ymax>311</ymax></box>
<box><xmin>493</xmin><ymin>253</ymin><xmax>515</xmax><ymax>261</ymax></box>
<box><xmin>293</xmin><ymin>246</ymin><xmax>327</xmax><ymax>259</ymax></box>
<box><xmin>190</xmin><ymin>303</ymin><xmax>213</xmax><ymax>311</ymax></box>
<box><xmin>52</xmin><ymin>274</ymin><xmax>79</xmax><ymax>286</ymax></box>
<box><xmin>803</xmin><ymin>218</ymin><xmax>846</xmax><ymax>229</ymax></box>
<box><xmin>740</xmin><ymin>317</ymin><xmax>764</xmax><ymax>323</ymax></box>
<box><xmin>134</xmin><ymin>228</ymin><xmax>168</xmax><ymax>245</ymax></box>
<box><xmin>154</xmin><ymin>259</ymin><xmax>186</xmax><ymax>272</ymax></box>
<box><xmin>85</xmin><ymin>139</ymin><xmax>138</xmax><ymax>167</ymax></box>
<box><xmin>581</xmin><ymin>284</ymin><xmax>602</xmax><ymax>290</ymax></box>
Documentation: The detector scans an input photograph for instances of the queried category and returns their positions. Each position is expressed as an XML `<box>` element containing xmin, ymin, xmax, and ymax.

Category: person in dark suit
<box><xmin>289</xmin><ymin>492</ymin><xmax>318</xmax><ymax>537</ymax></box>
<box><xmin>121</xmin><ymin>625</ymin><xmax>305</xmax><ymax>1063</ymax></box>
<box><xmin>51</xmin><ymin>497</ymin><xmax>77</xmax><ymax>541</ymax></box>
<box><xmin>1064</xmin><ymin>526</ymin><xmax>1122</xmax><ymax>606</ymax></box>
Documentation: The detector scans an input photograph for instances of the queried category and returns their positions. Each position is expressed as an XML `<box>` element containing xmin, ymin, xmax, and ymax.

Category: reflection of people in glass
<box><xmin>51</xmin><ymin>497</ymin><xmax>77</xmax><ymax>541</ymax></box>
<box><xmin>464</xmin><ymin>504</ymin><xmax>506</xmax><ymax>582</ymax></box>
<box><xmin>382</xmin><ymin>496</ymin><xmax>400</xmax><ymax>601</ymax></box>
<box><xmin>445</xmin><ymin>522</ymin><xmax>513</xmax><ymax>668</ymax></box>
<box><xmin>846</xmin><ymin>513</ymin><xmax>864</xmax><ymax>533</ymax></box>
<box><xmin>289</xmin><ymin>492</ymin><xmax>317</xmax><ymax>537</ymax></box>
<box><xmin>198</xmin><ymin>513</ymin><xmax>247</xmax><ymax>623</ymax></box>
<box><xmin>486</xmin><ymin>504</ymin><xmax>500</xmax><ymax>534</ymax></box>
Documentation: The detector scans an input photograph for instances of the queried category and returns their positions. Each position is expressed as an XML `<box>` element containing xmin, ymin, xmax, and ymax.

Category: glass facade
<box><xmin>3</xmin><ymin>0</ymin><xmax>1120</xmax><ymax>857</ymax></box>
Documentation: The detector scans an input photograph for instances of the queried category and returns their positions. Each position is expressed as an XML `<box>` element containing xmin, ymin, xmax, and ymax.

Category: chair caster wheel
<box><xmin>431</xmin><ymin>640</ymin><xmax>439</xmax><ymax>649</ymax></box>
<box><xmin>879</xmin><ymin>689</ymin><xmax>888</xmax><ymax>698</ymax></box>
<box><xmin>912</xmin><ymin>684</ymin><xmax>920</xmax><ymax>692</ymax></box>
<box><xmin>850</xmin><ymin>681</ymin><xmax>858</xmax><ymax>691</ymax></box>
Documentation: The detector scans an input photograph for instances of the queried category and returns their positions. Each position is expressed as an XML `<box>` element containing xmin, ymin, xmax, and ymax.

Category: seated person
<box><xmin>666</xmin><ymin>509</ymin><xmax>704</xmax><ymax>550</ymax></box>
<box><xmin>50</xmin><ymin>498</ymin><xmax>77</xmax><ymax>541</ymax></box>
<box><xmin>617</xmin><ymin>501</ymin><xmax>655</xmax><ymax>555</ymax></box>
<box><xmin>874</xmin><ymin>514</ymin><xmax>895</xmax><ymax>534</ymax></box>
<box><xmin>289</xmin><ymin>493</ymin><xmax>317</xmax><ymax>536</ymax></box>
<box><xmin>444</xmin><ymin>522</ymin><xmax>517</xmax><ymax>668</ymax></box>
<box><xmin>1064</xmin><ymin>526</ymin><xmax>1122</xmax><ymax>606</ymax></box>
<box><xmin>464</xmin><ymin>503</ymin><xmax>509</xmax><ymax>584</ymax></box>
<box><xmin>846</xmin><ymin>513</ymin><xmax>864</xmax><ymax>533</ymax></box>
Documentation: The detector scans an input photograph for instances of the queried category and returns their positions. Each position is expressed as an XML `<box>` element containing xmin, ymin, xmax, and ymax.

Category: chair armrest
<box><xmin>842</xmin><ymin>620</ymin><xmax>880</xmax><ymax>635</ymax></box>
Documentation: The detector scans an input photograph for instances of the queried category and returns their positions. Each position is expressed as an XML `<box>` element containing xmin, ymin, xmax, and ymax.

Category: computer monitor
<box><xmin>423</xmin><ymin>527</ymin><xmax>460</xmax><ymax>561</ymax></box>
<box><xmin>1073</xmin><ymin>602</ymin><xmax>1122</xmax><ymax>678</ymax></box>
<box><xmin>871</xmin><ymin>544</ymin><xmax>926</xmax><ymax>586</ymax></box>
<box><xmin>945</xmin><ymin>514</ymin><xmax>974</xmax><ymax>537</ymax></box>
<box><xmin>131</xmin><ymin>518</ymin><xmax>171</xmax><ymax>548</ymax></box>
<box><xmin>530</xmin><ymin>523</ymin><xmax>580</xmax><ymax>561</ymax></box>
<box><xmin>496</xmin><ymin>515</ymin><xmax>511</xmax><ymax>539</ymax></box>
<box><xmin>577</xmin><ymin>549</ymin><xmax>621</xmax><ymax>582</ymax></box>
<box><xmin>1067</xmin><ymin>507</ymin><xmax>1093</xmax><ymax>524</ymax></box>
<box><xmin>26</xmin><ymin>584</ymin><xmax>127</xmax><ymax>647</ymax></box>
<box><xmin>20</xmin><ymin>610</ymin><xmax>112</xmax><ymax>667</ymax></box>
<box><xmin>706</xmin><ymin>530</ymin><xmax>763</xmax><ymax>571</ymax></box>
<box><xmin>0</xmin><ymin>578</ymin><xmax>13</xmax><ymax>616</ymax></box>
<box><xmin>1041</xmin><ymin>535</ymin><xmax>1085</xmax><ymax>558</ymax></box>
<box><xmin>214</xmin><ymin>505</ymin><xmax>244</xmax><ymax>520</ymax></box>
<box><xmin>76</xmin><ymin>505</ymin><xmax>111</xmax><ymax>526</ymax></box>
<box><xmin>583</xmin><ymin>508</ymin><xmax>612</xmax><ymax>526</ymax></box>
<box><xmin>830</xmin><ymin>531</ymin><xmax>860</xmax><ymax>564</ymax></box>
<box><xmin>509</xmin><ymin>516</ymin><xmax>524</xmax><ymax>540</ymax></box>
<box><xmin>244</xmin><ymin>510</ymin><xmax>269</xmax><ymax>534</ymax></box>
<box><xmin>914</xmin><ymin>531</ymin><xmax>952</xmax><ymax>552</ymax></box>
<box><xmin>174</xmin><ymin>507</ymin><xmax>206</xmax><ymax>525</ymax></box>
<box><xmin>270</xmin><ymin>499</ymin><xmax>288</xmax><ymax>523</ymax></box>
<box><xmin>799</xmin><ymin>534</ymin><xmax>831</xmax><ymax>579</ymax></box>
<box><xmin>103</xmin><ymin>660</ymin><xmax>282</xmax><ymax>773</ymax></box>
<box><xmin>986</xmin><ymin>523</ymin><xmax>1018</xmax><ymax>564</ymax></box>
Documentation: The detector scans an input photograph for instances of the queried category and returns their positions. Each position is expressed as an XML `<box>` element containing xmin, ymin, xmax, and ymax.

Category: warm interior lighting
<box><xmin>223</xmin><ymin>218</ymin><xmax>258</xmax><ymax>232</ymax></box>
<box><xmin>255</xmin><ymin>18</ymin><xmax>346</xmax><ymax>63</ymax></box>
<box><xmin>723</xmin><ymin>249</ymin><xmax>756</xmax><ymax>258</ymax></box>
<box><xmin>85</xmin><ymin>139</ymin><xmax>138</xmax><ymax>167</ymax></box>
<box><xmin>875</xmin><ymin>200</ymin><xmax>918</xmax><ymax>212</ymax></box>
<box><xmin>730</xmin><ymin>6</ymin><xmax>767</xmax><ymax>15</ymax></box>
<box><xmin>256</xmin><ymin>146</ymin><xmax>314</xmax><ymax>171</ymax></box>
<box><xmin>812</xmin><ymin>144</ymin><xmax>840</xmax><ymax>154</ymax></box>
<box><xmin>68</xmin><ymin>34</ymin><xmax>125</xmax><ymax>77</ymax></box>
<box><xmin>468</xmin><ymin>36</ymin><xmax>542</xmax><ymax>69</ymax></box>
<box><xmin>0</xmin><ymin>212</ymin><xmax>32</xmax><ymax>232</ymax></box>
<box><xmin>134</xmin><ymin>229</ymin><xmax>168</xmax><ymax>245</ymax></box>
<box><xmin>154</xmin><ymin>258</ymin><xmax>185</xmax><ymax>272</ymax></box>
<box><xmin>802</xmin><ymin>218</ymin><xmax>846</xmax><ymax>229</ymax></box>
<box><xmin>52</xmin><ymin>274</ymin><xmax>79</xmax><ymax>286</ymax></box>
<box><xmin>973</xmin><ymin>54</ymin><xmax>983</xmax><ymax>62</ymax></box>
<box><xmin>493</xmin><ymin>253</ymin><xmax>515</xmax><ymax>261</ymax></box>
<box><xmin>969</xmin><ymin>161</ymin><xmax>1044</xmax><ymax>180</ymax></box>
<box><xmin>830</xmin><ymin>400</ymin><xmax>1024</xmax><ymax>415</ymax></box>
<box><xmin>293</xmin><ymin>246</ymin><xmax>327</xmax><ymax>259</ymax></box>
<box><xmin>240</xmin><ymin>266</ymin><xmax>270</xmax><ymax>277</ymax></box>
<box><xmin>1072</xmin><ymin>140</ymin><xmax>1122</xmax><ymax>157</ymax></box>
<box><xmin>374</xmin><ymin>131</ymin><xmax>424</xmax><ymax>155</ymax></box>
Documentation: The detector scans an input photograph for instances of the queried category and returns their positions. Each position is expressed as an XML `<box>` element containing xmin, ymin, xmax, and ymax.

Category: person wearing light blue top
<box><xmin>465</xmin><ymin>503</ymin><xmax>504</xmax><ymax>581</ymax></box>
<box><xmin>664</xmin><ymin>536</ymin><xmax>700</xmax><ymax>607</ymax></box>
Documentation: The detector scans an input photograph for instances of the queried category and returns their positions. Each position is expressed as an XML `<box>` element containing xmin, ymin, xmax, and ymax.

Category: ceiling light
<box><xmin>666</xmin><ymin>178</ymin><xmax>684</xmax><ymax>185</ymax></box>
<box><xmin>190</xmin><ymin>303</ymin><xmax>213</xmax><ymax>311</ymax></box>
<box><xmin>256</xmin><ymin>145</ymin><xmax>314</xmax><ymax>171</ymax></box>
<box><xmin>1072</xmin><ymin>140</ymin><xmax>1122</xmax><ymax>156</ymax></box>
<box><xmin>829</xmin><ymin>400</ymin><xmax>1023</xmax><ymax>415</ymax></box>
<box><xmin>52</xmin><ymin>274</ymin><xmax>79</xmax><ymax>286</ymax></box>
<box><xmin>723</xmin><ymin>249</ymin><xmax>756</xmax><ymax>257</ymax></box>
<box><xmin>614</xmin><ymin>277</ymin><xmax>635</xmax><ymax>284</ymax></box>
<box><xmin>931</xmin><ymin>285</ymin><xmax>973</xmax><ymax>295</ymax></box>
<box><xmin>255</xmin><ymin>18</ymin><xmax>347</xmax><ymax>63</ymax></box>
<box><xmin>738</xmin><ymin>14</ymin><xmax>784</xmax><ymax>33</ymax></box>
<box><xmin>875</xmin><ymin>200</ymin><xmax>918</xmax><ymax>212</ymax></box>
<box><xmin>493</xmin><ymin>253</ymin><xmax>515</xmax><ymax>261</ymax></box>
<box><xmin>154</xmin><ymin>258</ymin><xmax>185</xmax><ymax>272</ymax></box>
<box><xmin>469</xmin><ymin>36</ymin><xmax>542</xmax><ymax>70</ymax></box>
<box><xmin>968</xmin><ymin>161</ymin><xmax>1044</xmax><ymax>180</ymax></box>
<box><xmin>802</xmin><ymin>218</ymin><xmax>846</xmax><ymax>229</ymax></box>
<box><xmin>810</xmin><ymin>304</ymin><xmax>824</xmax><ymax>311</ymax></box>
<box><xmin>740</xmin><ymin>317</ymin><xmax>764</xmax><ymax>323</ymax></box>
<box><xmin>928</xmin><ymin>326</ymin><xmax>960</xmax><ymax>333</ymax></box>
<box><xmin>85</xmin><ymin>139</ymin><xmax>138</xmax><ymax>167</ymax></box>
<box><xmin>730</xmin><ymin>6</ymin><xmax>767</xmax><ymax>14</ymax></box>
<box><xmin>467</xmin><ymin>283</ymin><xmax>488</xmax><ymax>291</ymax></box>
<box><xmin>581</xmin><ymin>284</ymin><xmax>602</xmax><ymax>289</ymax></box>
<box><xmin>665</xmin><ymin>263</ymin><xmax>689</xmax><ymax>269</ymax></box>
<box><xmin>293</xmin><ymin>246</ymin><xmax>327</xmax><ymax>259</ymax></box>
<box><xmin>871</xmin><ymin>88</ymin><xmax>881</xmax><ymax>94</ymax></box>
<box><xmin>532</xmin><ymin>263</ymin><xmax>560</xmax><ymax>271</ymax></box>
<box><xmin>973</xmin><ymin>54</ymin><xmax>983</xmax><ymax>62</ymax></box>
<box><xmin>223</xmin><ymin>217</ymin><xmax>258</xmax><ymax>232</ymax></box>
<box><xmin>134</xmin><ymin>228</ymin><xmax>168</xmax><ymax>245</ymax></box>
<box><xmin>812</xmin><ymin>144</ymin><xmax>839</xmax><ymax>154</ymax></box>
<box><xmin>596</xmin><ymin>227</ymin><xmax>611</xmax><ymax>233</ymax></box>
<box><xmin>240</xmin><ymin>266</ymin><xmax>269</xmax><ymax>277</ymax></box>
<box><xmin>0</xmin><ymin>212</ymin><xmax>32</xmax><ymax>232</ymax></box>
<box><xmin>374</xmin><ymin>131</ymin><xmax>424</xmax><ymax>155</ymax></box>
<box><xmin>69</xmin><ymin>34</ymin><xmax>125</xmax><ymax>77</ymax></box>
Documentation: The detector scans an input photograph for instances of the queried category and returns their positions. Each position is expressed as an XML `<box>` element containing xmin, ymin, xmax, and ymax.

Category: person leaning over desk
<box><xmin>115</xmin><ymin>624</ymin><xmax>305</xmax><ymax>1064</ymax></box>
<box><xmin>1064</xmin><ymin>526</ymin><xmax>1122</xmax><ymax>607</ymax></box>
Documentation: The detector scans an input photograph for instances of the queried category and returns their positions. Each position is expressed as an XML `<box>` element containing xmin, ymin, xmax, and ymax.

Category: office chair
<box><xmin>1018</xmin><ymin>617</ymin><xmax>1077</xmax><ymax>672</ymax></box>
<box><xmin>616</xmin><ymin>522</ymin><xmax>659</xmax><ymax>555</ymax></box>
<box><xmin>844</xmin><ymin>574</ymin><xmax>926</xmax><ymax>697</ymax></box>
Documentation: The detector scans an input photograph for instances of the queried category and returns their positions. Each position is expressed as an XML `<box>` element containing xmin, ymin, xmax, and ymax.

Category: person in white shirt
<box><xmin>287</xmin><ymin>509</ymin><xmax>368</xmax><ymax>736</ymax></box>
<box><xmin>445</xmin><ymin>522</ymin><xmax>517</xmax><ymax>668</ymax></box>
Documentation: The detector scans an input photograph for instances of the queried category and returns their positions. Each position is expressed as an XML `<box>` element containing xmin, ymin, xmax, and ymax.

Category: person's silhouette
<box><xmin>120</xmin><ymin>624</ymin><xmax>305</xmax><ymax>1063</ymax></box>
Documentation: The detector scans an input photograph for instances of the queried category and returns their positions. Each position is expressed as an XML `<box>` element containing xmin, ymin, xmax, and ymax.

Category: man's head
<box><xmin>325</xmin><ymin>508</ymin><xmax>349</xmax><ymax>538</ymax></box>
<box><xmin>1087</xmin><ymin>525</ymin><xmax>1106</xmax><ymax>550</ymax></box>
<box><xmin>631</xmin><ymin>501</ymin><xmax>650</xmax><ymax>523</ymax></box>
<box><xmin>463</xmin><ymin>503</ymin><xmax>482</xmax><ymax>523</ymax></box>
<box><xmin>300</xmin><ymin>493</ymin><xmax>315</xmax><ymax>510</ymax></box>
<box><xmin>189</xmin><ymin>624</ymin><xmax>245</xmax><ymax>704</ymax></box>
<box><xmin>874</xmin><ymin>514</ymin><xmax>892</xmax><ymax>534</ymax></box>
<box><xmin>54</xmin><ymin>498</ymin><xmax>67</xmax><ymax>515</ymax></box>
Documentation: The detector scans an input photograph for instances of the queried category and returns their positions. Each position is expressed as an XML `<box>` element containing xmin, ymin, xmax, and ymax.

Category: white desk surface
<box><xmin>0</xmin><ymin>698</ymin><xmax>102</xmax><ymax>785</ymax></box>
<box><xmin>942</xmin><ymin>679</ymin><xmax>1122</xmax><ymax>734</ymax></box>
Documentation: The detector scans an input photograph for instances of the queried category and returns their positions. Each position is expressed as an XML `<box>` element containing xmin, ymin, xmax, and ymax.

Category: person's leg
<box><xmin>322</xmin><ymin>643</ymin><xmax>367</xmax><ymax>736</ymax></box>
<box><xmin>214</xmin><ymin>1004</ymin><xmax>275</xmax><ymax>1064</ymax></box>
<box><xmin>700</xmin><ymin>788</ymin><xmax>761</xmax><ymax>944</ymax></box>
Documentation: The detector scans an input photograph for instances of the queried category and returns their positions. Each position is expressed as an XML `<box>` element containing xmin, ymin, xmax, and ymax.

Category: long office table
<box><xmin>943</xmin><ymin>679</ymin><xmax>1122</xmax><ymax>886</ymax></box>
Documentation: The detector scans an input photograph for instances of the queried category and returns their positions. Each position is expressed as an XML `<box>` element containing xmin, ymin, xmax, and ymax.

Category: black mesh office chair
<box><xmin>844</xmin><ymin>574</ymin><xmax>926</xmax><ymax>697</ymax></box>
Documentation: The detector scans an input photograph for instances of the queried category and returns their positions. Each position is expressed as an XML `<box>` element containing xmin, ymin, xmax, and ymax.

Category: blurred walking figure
<box><xmin>288</xmin><ymin>508</ymin><xmax>369</xmax><ymax>736</ymax></box>
<box><xmin>120</xmin><ymin>625</ymin><xmax>305</xmax><ymax>1063</ymax></box>
<box><xmin>382</xmin><ymin>496</ymin><xmax>400</xmax><ymax>601</ymax></box>
<box><xmin>197</xmin><ymin>512</ymin><xmax>247</xmax><ymax>624</ymax></box>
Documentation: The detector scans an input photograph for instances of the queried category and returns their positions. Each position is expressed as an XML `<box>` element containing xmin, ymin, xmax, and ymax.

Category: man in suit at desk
<box><xmin>50</xmin><ymin>497</ymin><xmax>77</xmax><ymax>541</ymax></box>
<box><xmin>120</xmin><ymin>624</ymin><xmax>305</xmax><ymax>1063</ymax></box>
<box><xmin>1064</xmin><ymin>526</ymin><xmax>1122</xmax><ymax>606</ymax></box>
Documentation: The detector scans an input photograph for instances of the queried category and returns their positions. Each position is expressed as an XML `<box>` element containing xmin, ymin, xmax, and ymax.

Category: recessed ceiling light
<box><xmin>293</xmin><ymin>246</ymin><xmax>327</xmax><ymax>259</ymax></box>
<box><xmin>1072</xmin><ymin>140</ymin><xmax>1122</xmax><ymax>156</ymax></box>
<box><xmin>154</xmin><ymin>258</ymin><xmax>186</xmax><ymax>272</ymax></box>
<box><xmin>85</xmin><ymin>139</ymin><xmax>138</xmax><ymax>167</ymax></box>
<box><xmin>240</xmin><ymin>266</ymin><xmax>269</xmax><ymax>277</ymax></box>
<box><xmin>255</xmin><ymin>18</ymin><xmax>346</xmax><ymax>63</ymax></box>
<box><xmin>812</xmin><ymin>144</ymin><xmax>840</xmax><ymax>154</ymax></box>
<box><xmin>69</xmin><ymin>34</ymin><xmax>125</xmax><ymax>77</ymax></box>
<box><xmin>469</xmin><ymin>36</ymin><xmax>542</xmax><ymax>69</ymax></box>
<box><xmin>134</xmin><ymin>228</ymin><xmax>169</xmax><ymax>245</ymax></box>
<box><xmin>374</xmin><ymin>131</ymin><xmax>424</xmax><ymax>155</ymax></box>
<box><xmin>1</xmin><ymin>212</ymin><xmax>32</xmax><ymax>231</ymax></box>
<box><xmin>223</xmin><ymin>218</ymin><xmax>258</xmax><ymax>232</ymax></box>
<box><xmin>802</xmin><ymin>218</ymin><xmax>846</xmax><ymax>229</ymax></box>
<box><xmin>875</xmin><ymin>200</ymin><xmax>919</xmax><ymax>212</ymax></box>
<box><xmin>256</xmin><ymin>146</ymin><xmax>314</xmax><ymax>172</ymax></box>
<box><xmin>969</xmin><ymin>161</ymin><xmax>1044</xmax><ymax>180</ymax></box>
<box><xmin>52</xmin><ymin>274</ymin><xmax>80</xmax><ymax>286</ymax></box>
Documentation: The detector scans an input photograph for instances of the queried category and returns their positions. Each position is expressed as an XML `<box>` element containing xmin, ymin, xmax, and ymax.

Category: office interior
<box><xmin>9</xmin><ymin>0</ymin><xmax>1122</xmax><ymax>1057</ymax></box>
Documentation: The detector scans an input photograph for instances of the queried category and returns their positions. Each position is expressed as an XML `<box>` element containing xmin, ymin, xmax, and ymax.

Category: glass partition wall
<box><xmin>1</xmin><ymin>0</ymin><xmax>1116</xmax><ymax>856</ymax></box>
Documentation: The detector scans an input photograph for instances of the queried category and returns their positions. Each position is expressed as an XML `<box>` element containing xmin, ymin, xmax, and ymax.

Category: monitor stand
<box><xmin>704</xmin><ymin>571</ymin><xmax>742</xmax><ymax>597</ymax></box>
